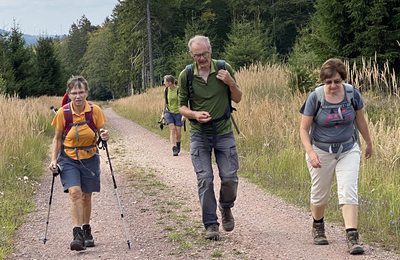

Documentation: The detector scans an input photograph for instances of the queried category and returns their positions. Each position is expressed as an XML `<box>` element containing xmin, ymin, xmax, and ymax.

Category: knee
<box><xmin>82</xmin><ymin>192</ymin><xmax>92</xmax><ymax>202</ymax></box>
<box><xmin>198</xmin><ymin>177</ymin><xmax>213</xmax><ymax>189</ymax></box>
<box><xmin>221</xmin><ymin>177</ymin><xmax>238</xmax><ymax>186</ymax></box>
<box><xmin>69</xmin><ymin>187</ymin><xmax>82</xmax><ymax>201</ymax></box>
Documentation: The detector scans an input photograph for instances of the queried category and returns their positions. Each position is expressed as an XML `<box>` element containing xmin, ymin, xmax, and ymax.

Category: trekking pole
<box><xmin>231</xmin><ymin>116</ymin><xmax>240</xmax><ymax>135</ymax></box>
<box><xmin>42</xmin><ymin>166</ymin><xmax>59</xmax><ymax>244</ymax></box>
<box><xmin>101</xmin><ymin>140</ymin><xmax>132</xmax><ymax>249</ymax></box>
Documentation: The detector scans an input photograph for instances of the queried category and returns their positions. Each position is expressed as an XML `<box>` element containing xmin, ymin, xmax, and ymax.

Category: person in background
<box><xmin>299</xmin><ymin>58</ymin><xmax>373</xmax><ymax>255</ymax></box>
<box><xmin>48</xmin><ymin>75</ymin><xmax>109</xmax><ymax>251</ymax></box>
<box><xmin>178</xmin><ymin>35</ymin><xmax>242</xmax><ymax>240</ymax></box>
<box><xmin>163</xmin><ymin>75</ymin><xmax>184</xmax><ymax>156</ymax></box>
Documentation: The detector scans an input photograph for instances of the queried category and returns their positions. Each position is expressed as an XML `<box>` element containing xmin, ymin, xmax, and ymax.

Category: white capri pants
<box><xmin>306</xmin><ymin>143</ymin><xmax>361</xmax><ymax>206</ymax></box>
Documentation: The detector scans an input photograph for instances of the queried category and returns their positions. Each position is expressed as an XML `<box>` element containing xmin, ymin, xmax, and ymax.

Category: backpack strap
<box><xmin>63</xmin><ymin>102</ymin><xmax>97</xmax><ymax>140</ymax></box>
<box><xmin>185</xmin><ymin>64</ymin><xmax>194</xmax><ymax>110</ymax></box>
<box><xmin>164</xmin><ymin>87</ymin><xmax>168</xmax><ymax>111</ymax></box>
<box><xmin>311</xmin><ymin>83</ymin><xmax>358</xmax><ymax>158</ymax></box>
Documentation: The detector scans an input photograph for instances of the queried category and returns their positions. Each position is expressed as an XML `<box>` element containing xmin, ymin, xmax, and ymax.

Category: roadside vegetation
<box><xmin>0</xmin><ymin>95</ymin><xmax>59</xmax><ymax>259</ymax></box>
<box><xmin>111</xmin><ymin>62</ymin><xmax>400</xmax><ymax>253</ymax></box>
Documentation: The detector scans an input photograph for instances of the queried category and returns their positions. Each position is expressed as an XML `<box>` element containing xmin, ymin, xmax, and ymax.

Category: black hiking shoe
<box><xmin>312</xmin><ymin>222</ymin><xmax>329</xmax><ymax>245</ymax></box>
<box><xmin>70</xmin><ymin>227</ymin><xmax>86</xmax><ymax>251</ymax></box>
<box><xmin>346</xmin><ymin>230</ymin><xmax>364</xmax><ymax>255</ymax></box>
<box><xmin>172</xmin><ymin>146</ymin><xmax>179</xmax><ymax>156</ymax></box>
<box><xmin>82</xmin><ymin>224</ymin><xmax>95</xmax><ymax>247</ymax></box>
<box><xmin>219</xmin><ymin>206</ymin><xmax>235</xmax><ymax>232</ymax></box>
<box><xmin>205</xmin><ymin>224</ymin><xmax>220</xmax><ymax>240</ymax></box>
<box><xmin>176</xmin><ymin>142</ymin><xmax>181</xmax><ymax>154</ymax></box>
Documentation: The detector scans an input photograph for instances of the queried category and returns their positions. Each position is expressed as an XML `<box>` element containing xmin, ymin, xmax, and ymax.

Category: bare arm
<box><xmin>299</xmin><ymin>115</ymin><xmax>321</xmax><ymax>168</ymax></box>
<box><xmin>355</xmin><ymin>109</ymin><xmax>372</xmax><ymax>159</ymax></box>
<box><xmin>48</xmin><ymin>129</ymin><xmax>63</xmax><ymax>173</ymax></box>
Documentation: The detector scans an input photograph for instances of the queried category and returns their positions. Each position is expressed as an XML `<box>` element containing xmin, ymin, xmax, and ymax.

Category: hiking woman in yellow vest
<box><xmin>48</xmin><ymin>75</ymin><xmax>109</xmax><ymax>251</ymax></box>
<box><xmin>163</xmin><ymin>75</ymin><xmax>184</xmax><ymax>156</ymax></box>
<box><xmin>299</xmin><ymin>58</ymin><xmax>373</xmax><ymax>255</ymax></box>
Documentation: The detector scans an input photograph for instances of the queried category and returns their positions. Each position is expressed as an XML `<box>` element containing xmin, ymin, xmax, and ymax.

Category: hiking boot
<box><xmin>176</xmin><ymin>142</ymin><xmax>181</xmax><ymax>154</ymax></box>
<box><xmin>312</xmin><ymin>222</ymin><xmax>329</xmax><ymax>245</ymax></box>
<box><xmin>219</xmin><ymin>206</ymin><xmax>235</xmax><ymax>232</ymax></box>
<box><xmin>70</xmin><ymin>227</ymin><xmax>86</xmax><ymax>251</ymax></box>
<box><xmin>205</xmin><ymin>224</ymin><xmax>220</xmax><ymax>240</ymax></box>
<box><xmin>172</xmin><ymin>146</ymin><xmax>179</xmax><ymax>156</ymax></box>
<box><xmin>82</xmin><ymin>224</ymin><xmax>95</xmax><ymax>247</ymax></box>
<box><xmin>346</xmin><ymin>230</ymin><xmax>364</xmax><ymax>255</ymax></box>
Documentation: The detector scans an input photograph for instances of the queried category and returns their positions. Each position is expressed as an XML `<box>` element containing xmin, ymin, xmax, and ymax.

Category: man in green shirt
<box><xmin>178</xmin><ymin>35</ymin><xmax>242</xmax><ymax>241</ymax></box>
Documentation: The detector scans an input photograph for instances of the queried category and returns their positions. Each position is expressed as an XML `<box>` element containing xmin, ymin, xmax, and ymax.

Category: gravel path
<box><xmin>8</xmin><ymin>108</ymin><xmax>400</xmax><ymax>260</ymax></box>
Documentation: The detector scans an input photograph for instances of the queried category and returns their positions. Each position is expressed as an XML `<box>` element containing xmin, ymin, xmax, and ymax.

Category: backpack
<box><xmin>185</xmin><ymin>60</ymin><xmax>236</xmax><ymax>123</ymax></box>
<box><xmin>62</xmin><ymin>102</ymin><xmax>97</xmax><ymax>139</ymax></box>
<box><xmin>311</xmin><ymin>83</ymin><xmax>359</xmax><ymax>155</ymax></box>
<box><xmin>313</xmin><ymin>83</ymin><xmax>355</xmax><ymax>118</ymax></box>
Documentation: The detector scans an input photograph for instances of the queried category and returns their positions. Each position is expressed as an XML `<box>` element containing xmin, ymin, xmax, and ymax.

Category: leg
<box><xmin>176</xmin><ymin>126</ymin><xmax>182</xmax><ymax>143</ymax></box>
<box><xmin>307</xmin><ymin>146</ymin><xmax>337</xmax><ymax>245</ymax></box>
<box><xmin>214</xmin><ymin>133</ymin><xmax>239</xmax><ymax>208</ymax></box>
<box><xmin>214</xmin><ymin>133</ymin><xmax>238</xmax><ymax>232</ymax></box>
<box><xmin>336</xmin><ymin>144</ymin><xmax>364</xmax><ymax>254</ymax></box>
<box><xmin>82</xmin><ymin>192</ymin><xmax>92</xmax><ymax>224</ymax></box>
<box><xmin>168</xmin><ymin>124</ymin><xmax>177</xmax><ymax>145</ymax></box>
<box><xmin>68</xmin><ymin>186</ymin><xmax>86</xmax><ymax>251</ymax></box>
<box><xmin>190</xmin><ymin>133</ymin><xmax>217</xmax><ymax>227</ymax></box>
<box><xmin>69</xmin><ymin>186</ymin><xmax>84</xmax><ymax>226</ymax></box>
<box><xmin>80</xmin><ymin>155</ymin><xmax>101</xmax><ymax>248</ymax></box>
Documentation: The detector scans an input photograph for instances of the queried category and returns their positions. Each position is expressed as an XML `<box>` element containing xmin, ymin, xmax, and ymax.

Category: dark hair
<box><xmin>320</xmin><ymin>58</ymin><xmax>347</xmax><ymax>81</ymax></box>
<box><xmin>66</xmin><ymin>75</ymin><xmax>88</xmax><ymax>92</ymax></box>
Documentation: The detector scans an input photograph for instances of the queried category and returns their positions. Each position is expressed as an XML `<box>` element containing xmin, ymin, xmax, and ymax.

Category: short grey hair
<box><xmin>188</xmin><ymin>35</ymin><xmax>211</xmax><ymax>52</ymax></box>
<box><xmin>66</xmin><ymin>75</ymin><xmax>88</xmax><ymax>92</ymax></box>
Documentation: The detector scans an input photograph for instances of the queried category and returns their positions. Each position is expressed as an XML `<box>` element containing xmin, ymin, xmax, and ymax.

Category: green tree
<box><xmin>82</xmin><ymin>25</ymin><xmax>113</xmax><ymax>100</ymax></box>
<box><xmin>34</xmin><ymin>37</ymin><xmax>62</xmax><ymax>96</ymax></box>
<box><xmin>63</xmin><ymin>16</ymin><xmax>98</xmax><ymax>78</ymax></box>
<box><xmin>224</xmin><ymin>19</ymin><xmax>275</xmax><ymax>69</ymax></box>
<box><xmin>6</xmin><ymin>26</ymin><xmax>35</xmax><ymax>97</ymax></box>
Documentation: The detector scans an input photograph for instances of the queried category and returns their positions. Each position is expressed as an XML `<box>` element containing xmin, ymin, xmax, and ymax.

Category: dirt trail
<box><xmin>8</xmin><ymin>108</ymin><xmax>400</xmax><ymax>260</ymax></box>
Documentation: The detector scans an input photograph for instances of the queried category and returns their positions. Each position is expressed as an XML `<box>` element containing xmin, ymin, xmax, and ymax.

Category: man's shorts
<box><xmin>58</xmin><ymin>151</ymin><xmax>100</xmax><ymax>193</ymax></box>
<box><xmin>164</xmin><ymin>111</ymin><xmax>183</xmax><ymax>126</ymax></box>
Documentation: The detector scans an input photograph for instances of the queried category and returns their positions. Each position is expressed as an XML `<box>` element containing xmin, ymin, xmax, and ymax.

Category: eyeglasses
<box><xmin>69</xmin><ymin>90</ymin><xmax>87</xmax><ymax>96</ymax></box>
<box><xmin>324</xmin><ymin>79</ymin><xmax>342</xmax><ymax>85</ymax></box>
<box><xmin>191</xmin><ymin>51</ymin><xmax>210</xmax><ymax>59</ymax></box>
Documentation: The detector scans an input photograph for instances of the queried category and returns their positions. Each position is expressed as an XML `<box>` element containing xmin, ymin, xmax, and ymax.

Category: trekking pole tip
<box><xmin>127</xmin><ymin>240</ymin><xmax>131</xmax><ymax>249</ymax></box>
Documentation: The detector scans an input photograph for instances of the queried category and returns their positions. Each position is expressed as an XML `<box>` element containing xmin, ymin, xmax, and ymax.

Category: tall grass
<box><xmin>110</xmin><ymin>62</ymin><xmax>400</xmax><ymax>252</ymax></box>
<box><xmin>0</xmin><ymin>95</ymin><xmax>58</xmax><ymax>259</ymax></box>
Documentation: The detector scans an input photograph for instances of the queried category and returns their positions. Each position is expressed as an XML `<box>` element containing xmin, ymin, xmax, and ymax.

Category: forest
<box><xmin>0</xmin><ymin>0</ymin><xmax>399</xmax><ymax>100</ymax></box>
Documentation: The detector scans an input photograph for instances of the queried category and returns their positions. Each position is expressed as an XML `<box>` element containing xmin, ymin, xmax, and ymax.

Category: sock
<box><xmin>313</xmin><ymin>217</ymin><xmax>324</xmax><ymax>223</ymax></box>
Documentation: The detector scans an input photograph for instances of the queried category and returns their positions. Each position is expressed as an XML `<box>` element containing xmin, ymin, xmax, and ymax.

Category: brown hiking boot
<box><xmin>346</xmin><ymin>230</ymin><xmax>364</xmax><ymax>255</ymax></box>
<box><xmin>312</xmin><ymin>222</ymin><xmax>329</xmax><ymax>245</ymax></box>
<box><xmin>219</xmin><ymin>206</ymin><xmax>235</xmax><ymax>232</ymax></box>
<box><xmin>205</xmin><ymin>224</ymin><xmax>220</xmax><ymax>240</ymax></box>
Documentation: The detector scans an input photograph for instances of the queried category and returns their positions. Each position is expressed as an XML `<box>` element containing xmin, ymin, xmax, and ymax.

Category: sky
<box><xmin>0</xmin><ymin>0</ymin><xmax>119</xmax><ymax>36</ymax></box>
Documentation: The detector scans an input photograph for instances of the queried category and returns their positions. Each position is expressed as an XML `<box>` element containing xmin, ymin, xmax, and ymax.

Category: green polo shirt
<box><xmin>178</xmin><ymin>59</ymin><xmax>236</xmax><ymax>136</ymax></box>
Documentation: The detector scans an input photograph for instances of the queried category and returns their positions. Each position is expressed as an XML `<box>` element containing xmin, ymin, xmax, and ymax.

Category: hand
<box><xmin>364</xmin><ymin>143</ymin><xmax>373</xmax><ymax>159</ymax></box>
<box><xmin>194</xmin><ymin>111</ymin><xmax>212</xmax><ymax>123</ymax></box>
<box><xmin>307</xmin><ymin>150</ymin><xmax>321</xmax><ymax>168</ymax></box>
<box><xmin>48</xmin><ymin>161</ymin><xmax>60</xmax><ymax>176</ymax></box>
<box><xmin>100</xmin><ymin>128</ymin><xmax>109</xmax><ymax>141</ymax></box>
<box><xmin>216</xmin><ymin>69</ymin><xmax>235</xmax><ymax>87</ymax></box>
